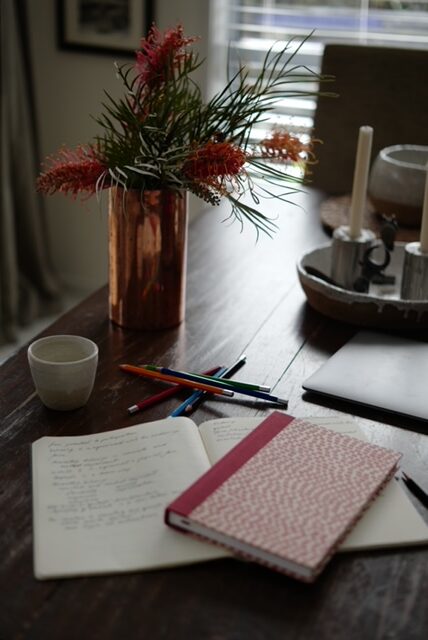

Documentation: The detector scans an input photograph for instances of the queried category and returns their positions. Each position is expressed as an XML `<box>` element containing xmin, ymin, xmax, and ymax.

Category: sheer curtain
<box><xmin>218</xmin><ymin>1</ymin><xmax>428</xmax><ymax>136</ymax></box>
<box><xmin>0</xmin><ymin>0</ymin><xmax>60</xmax><ymax>346</ymax></box>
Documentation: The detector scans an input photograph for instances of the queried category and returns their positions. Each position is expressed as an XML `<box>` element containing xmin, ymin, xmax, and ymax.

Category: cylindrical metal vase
<box><xmin>109</xmin><ymin>188</ymin><xmax>188</xmax><ymax>330</ymax></box>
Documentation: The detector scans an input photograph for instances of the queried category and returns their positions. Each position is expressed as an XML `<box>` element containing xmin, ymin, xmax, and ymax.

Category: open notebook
<box><xmin>303</xmin><ymin>330</ymin><xmax>428</xmax><ymax>422</ymax></box>
<box><xmin>32</xmin><ymin>414</ymin><xmax>427</xmax><ymax>580</ymax></box>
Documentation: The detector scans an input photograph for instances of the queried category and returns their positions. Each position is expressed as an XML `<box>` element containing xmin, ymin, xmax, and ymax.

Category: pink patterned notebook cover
<box><xmin>166</xmin><ymin>412</ymin><xmax>401</xmax><ymax>582</ymax></box>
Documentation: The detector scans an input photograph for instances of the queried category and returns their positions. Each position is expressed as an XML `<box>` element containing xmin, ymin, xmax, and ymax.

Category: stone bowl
<box><xmin>368</xmin><ymin>145</ymin><xmax>428</xmax><ymax>227</ymax></box>
<box><xmin>297</xmin><ymin>242</ymin><xmax>428</xmax><ymax>330</ymax></box>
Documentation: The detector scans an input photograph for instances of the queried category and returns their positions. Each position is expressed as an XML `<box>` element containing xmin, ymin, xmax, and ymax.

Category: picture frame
<box><xmin>57</xmin><ymin>0</ymin><xmax>154</xmax><ymax>56</ymax></box>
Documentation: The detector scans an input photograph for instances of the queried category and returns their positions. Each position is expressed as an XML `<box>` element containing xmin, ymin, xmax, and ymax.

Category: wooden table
<box><xmin>1</xmin><ymin>190</ymin><xmax>427</xmax><ymax>640</ymax></box>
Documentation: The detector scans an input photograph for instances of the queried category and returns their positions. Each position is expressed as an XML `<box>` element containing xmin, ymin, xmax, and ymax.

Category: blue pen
<box><xmin>169</xmin><ymin>366</ymin><xmax>228</xmax><ymax>417</ymax></box>
<box><xmin>170</xmin><ymin>354</ymin><xmax>247</xmax><ymax>417</ymax></box>
<box><xmin>159</xmin><ymin>363</ymin><xmax>287</xmax><ymax>408</ymax></box>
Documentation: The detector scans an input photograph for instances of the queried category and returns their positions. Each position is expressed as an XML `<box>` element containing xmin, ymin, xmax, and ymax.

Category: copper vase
<box><xmin>108</xmin><ymin>188</ymin><xmax>188</xmax><ymax>330</ymax></box>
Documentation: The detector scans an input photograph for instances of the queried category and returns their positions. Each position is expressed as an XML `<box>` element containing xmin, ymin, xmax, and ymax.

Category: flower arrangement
<box><xmin>37</xmin><ymin>24</ymin><xmax>323</xmax><ymax>236</ymax></box>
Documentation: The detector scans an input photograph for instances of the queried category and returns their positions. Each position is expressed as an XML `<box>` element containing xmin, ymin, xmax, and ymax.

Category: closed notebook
<box><xmin>165</xmin><ymin>412</ymin><xmax>401</xmax><ymax>582</ymax></box>
<box><xmin>302</xmin><ymin>330</ymin><xmax>428</xmax><ymax>421</ymax></box>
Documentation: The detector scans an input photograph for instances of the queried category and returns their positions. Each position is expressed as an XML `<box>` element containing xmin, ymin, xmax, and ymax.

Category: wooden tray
<box><xmin>297</xmin><ymin>242</ymin><xmax>428</xmax><ymax>330</ymax></box>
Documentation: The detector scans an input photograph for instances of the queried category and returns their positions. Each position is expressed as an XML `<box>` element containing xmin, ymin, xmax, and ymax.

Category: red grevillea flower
<box><xmin>182</xmin><ymin>141</ymin><xmax>247</xmax><ymax>183</ymax></box>
<box><xmin>36</xmin><ymin>145</ymin><xmax>109</xmax><ymax>197</ymax></box>
<box><xmin>259</xmin><ymin>130</ymin><xmax>313</xmax><ymax>163</ymax></box>
<box><xmin>135</xmin><ymin>24</ymin><xmax>197</xmax><ymax>87</ymax></box>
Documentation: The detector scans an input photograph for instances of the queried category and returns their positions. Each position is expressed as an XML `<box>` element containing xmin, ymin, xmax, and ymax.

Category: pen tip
<box><xmin>127</xmin><ymin>405</ymin><xmax>139</xmax><ymax>415</ymax></box>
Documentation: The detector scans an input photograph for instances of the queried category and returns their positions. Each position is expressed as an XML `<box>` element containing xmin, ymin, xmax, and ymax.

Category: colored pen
<box><xmin>119</xmin><ymin>364</ymin><xmax>235</xmax><ymax>397</ymax></box>
<box><xmin>402</xmin><ymin>472</ymin><xmax>428</xmax><ymax>509</ymax></box>
<box><xmin>133</xmin><ymin>365</ymin><xmax>287</xmax><ymax>407</ymax></box>
<box><xmin>143</xmin><ymin>365</ymin><xmax>270</xmax><ymax>393</ymax></box>
<box><xmin>182</xmin><ymin>354</ymin><xmax>248</xmax><ymax>416</ymax></box>
<box><xmin>127</xmin><ymin>367</ymin><xmax>221</xmax><ymax>415</ymax></box>
<box><xmin>170</xmin><ymin>367</ymin><xmax>229</xmax><ymax>417</ymax></box>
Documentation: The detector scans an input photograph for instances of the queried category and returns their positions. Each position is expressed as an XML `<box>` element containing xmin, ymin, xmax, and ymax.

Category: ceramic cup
<box><xmin>368</xmin><ymin>144</ymin><xmax>428</xmax><ymax>227</ymax></box>
<box><xmin>28</xmin><ymin>335</ymin><xmax>98</xmax><ymax>410</ymax></box>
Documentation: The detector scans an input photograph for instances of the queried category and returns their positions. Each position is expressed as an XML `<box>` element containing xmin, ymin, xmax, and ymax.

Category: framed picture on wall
<box><xmin>57</xmin><ymin>0</ymin><xmax>154</xmax><ymax>56</ymax></box>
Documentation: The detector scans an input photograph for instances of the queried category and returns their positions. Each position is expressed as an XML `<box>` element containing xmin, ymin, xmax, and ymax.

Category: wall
<box><xmin>28</xmin><ymin>1</ymin><xmax>211</xmax><ymax>294</ymax></box>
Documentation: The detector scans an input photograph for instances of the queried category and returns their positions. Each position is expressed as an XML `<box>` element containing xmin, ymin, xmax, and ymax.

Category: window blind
<box><xmin>213</xmin><ymin>0</ymin><xmax>428</xmax><ymax>137</ymax></box>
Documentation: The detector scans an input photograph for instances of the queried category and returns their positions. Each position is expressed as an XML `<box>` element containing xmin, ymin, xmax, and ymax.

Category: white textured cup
<box><xmin>27</xmin><ymin>335</ymin><xmax>98</xmax><ymax>410</ymax></box>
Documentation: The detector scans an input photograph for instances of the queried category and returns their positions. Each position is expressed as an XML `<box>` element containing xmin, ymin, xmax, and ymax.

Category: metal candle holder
<box><xmin>400</xmin><ymin>242</ymin><xmax>428</xmax><ymax>300</ymax></box>
<box><xmin>331</xmin><ymin>225</ymin><xmax>376</xmax><ymax>290</ymax></box>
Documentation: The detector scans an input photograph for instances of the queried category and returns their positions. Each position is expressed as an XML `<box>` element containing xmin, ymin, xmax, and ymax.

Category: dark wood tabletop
<box><xmin>1</xmin><ymin>190</ymin><xmax>427</xmax><ymax>640</ymax></box>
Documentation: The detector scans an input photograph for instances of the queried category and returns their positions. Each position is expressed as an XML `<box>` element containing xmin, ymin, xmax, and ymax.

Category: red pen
<box><xmin>126</xmin><ymin>367</ymin><xmax>222</xmax><ymax>415</ymax></box>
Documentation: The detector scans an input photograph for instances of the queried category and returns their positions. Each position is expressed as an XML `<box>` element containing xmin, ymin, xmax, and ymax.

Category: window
<box><xmin>210</xmin><ymin>1</ymin><xmax>428</xmax><ymax>137</ymax></box>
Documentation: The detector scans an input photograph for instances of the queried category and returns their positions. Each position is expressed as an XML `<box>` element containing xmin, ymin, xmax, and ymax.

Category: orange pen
<box><xmin>119</xmin><ymin>364</ymin><xmax>234</xmax><ymax>397</ymax></box>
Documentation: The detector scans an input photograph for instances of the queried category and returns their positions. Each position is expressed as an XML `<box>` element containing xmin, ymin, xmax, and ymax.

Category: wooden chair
<box><xmin>306</xmin><ymin>44</ymin><xmax>428</xmax><ymax>195</ymax></box>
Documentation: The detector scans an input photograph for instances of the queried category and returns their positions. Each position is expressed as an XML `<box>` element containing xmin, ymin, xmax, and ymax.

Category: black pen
<box><xmin>402</xmin><ymin>472</ymin><xmax>428</xmax><ymax>509</ymax></box>
<box><xmin>181</xmin><ymin>354</ymin><xmax>247</xmax><ymax>416</ymax></box>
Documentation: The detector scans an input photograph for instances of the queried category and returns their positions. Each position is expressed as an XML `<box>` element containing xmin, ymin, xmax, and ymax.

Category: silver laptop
<box><xmin>302</xmin><ymin>331</ymin><xmax>428</xmax><ymax>422</ymax></box>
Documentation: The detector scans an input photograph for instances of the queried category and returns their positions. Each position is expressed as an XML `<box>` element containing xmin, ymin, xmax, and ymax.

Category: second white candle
<box><xmin>419</xmin><ymin>163</ymin><xmax>428</xmax><ymax>253</ymax></box>
<box><xmin>349</xmin><ymin>125</ymin><xmax>373</xmax><ymax>239</ymax></box>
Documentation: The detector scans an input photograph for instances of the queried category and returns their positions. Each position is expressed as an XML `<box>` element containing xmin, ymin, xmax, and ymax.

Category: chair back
<box><xmin>307</xmin><ymin>44</ymin><xmax>428</xmax><ymax>194</ymax></box>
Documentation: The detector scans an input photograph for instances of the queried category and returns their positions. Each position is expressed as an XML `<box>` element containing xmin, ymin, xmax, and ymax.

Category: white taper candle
<box><xmin>419</xmin><ymin>163</ymin><xmax>428</xmax><ymax>253</ymax></box>
<box><xmin>349</xmin><ymin>125</ymin><xmax>373</xmax><ymax>239</ymax></box>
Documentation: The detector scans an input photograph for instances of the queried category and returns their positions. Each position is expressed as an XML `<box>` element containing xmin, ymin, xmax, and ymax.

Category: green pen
<box><xmin>143</xmin><ymin>364</ymin><xmax>271</xmax><ymax>393</ymax></box>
